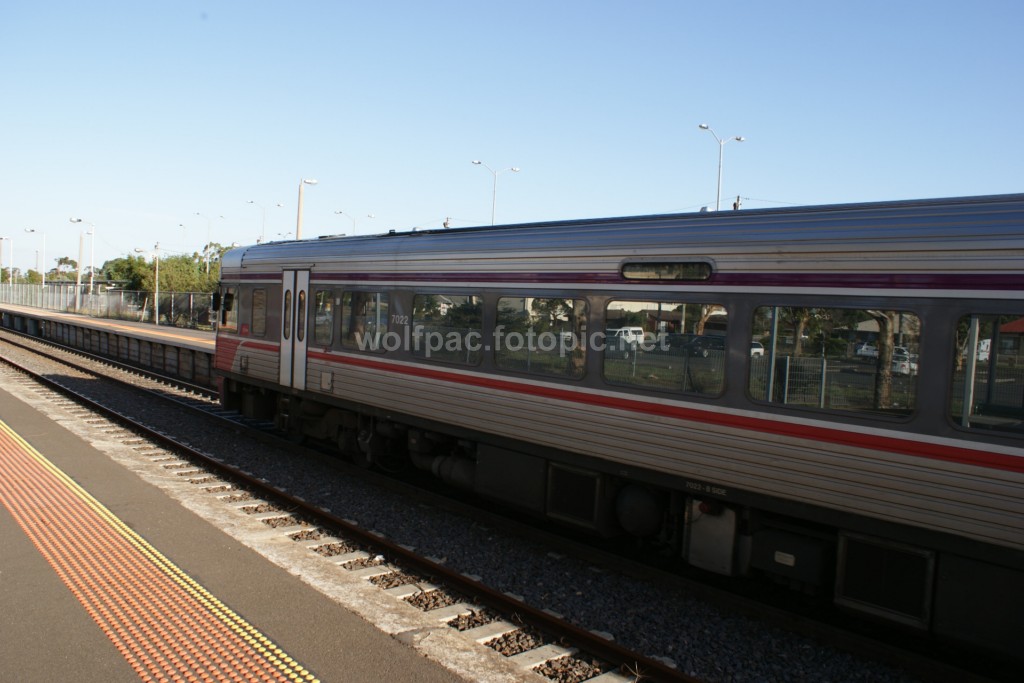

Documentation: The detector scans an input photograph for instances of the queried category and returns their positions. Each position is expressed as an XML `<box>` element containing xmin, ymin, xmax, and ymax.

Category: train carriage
<box><xmin>214</xmin><ymin>193</ymin><xmax>1024</xmax><ymax>657</ymax></box>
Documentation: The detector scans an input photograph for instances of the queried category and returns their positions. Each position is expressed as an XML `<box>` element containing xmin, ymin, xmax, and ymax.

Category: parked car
<box><xmin>604</xmin><ymin>327</ymin><xmax>644</xmax><ymax>358</ymax></box>
<box><xmin>891</xmin><ymin>352</ymin><xmax>919</xmax><ymax>376</ymax></box>
<box><xmin>961</xmin><ymin>338</ymin><xmax>991</xmax><ymax>362</ymax></box>
<box><xmin>855</xmin><ymin>343</ymin><xmax>878</xmax><ymax>358</ymax></box>
<box><xmin>750</xmin><ymin>341</ymin><xmax>765</xmax><ymax>357</ymax></box>
<box><xmin>682</xmin><ymin>335</ymin><xmax>725</xmax><ymax>358</ymax></box>
<box><xmin>606</xmin><ymin>327</ymin><xmax>645</xmax><ymax>346</ymax></box>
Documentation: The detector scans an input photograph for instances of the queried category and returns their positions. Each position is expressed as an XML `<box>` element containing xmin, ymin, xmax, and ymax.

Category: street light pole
<box><xmin>195</xmin><ymin>209</ymin><xmax>211</xmax><ymax>254</ymax></box>
<box><xmin>70</xmin><ymin>217</ymin><xmax>96</xmax><ymax>297</ymax></box>
<box><xmin>135</xmin><ymin>243</ymin><xmax>160</xmax><ymax>325</ymax></box>
<box><xmin>24</xmin><ymin>228</ymin><xmax>45</xmax><ymax>288</ymax></box>
<box><xmin>471</xmin><ymin>160</ymin><xmax>520</xmax><ymax>225</ymax></box>
<box><xmin>0</xmin><ymin>236</ymin><xmax>7</xmax><ymax>293</ymax></box>
<box><xmin>334</xmin><ymin>210</ymin><xmax>355</xmax><ymax>232</ymax></box>
<box><xmin>333</xmin><ymin>211</ymin><xmax>374</xmax><ymax>234</ymax></box>
<box><xmin>247</xmin><ymin>200</ymin><xmax>267</xmax><ymax>243</ymax></box>
<box><xmin>698</xmin><ymin>123</ymin><xmax>745</xmax><ymax>211</ymax></box>
<box><xmin>195</xmin><ymin>213</ymin><xmax>224</xmax><ymax>273</ymax></box>
<box><xmin>295</xmin><ymin>179</ymin><xmax>318</xmax><ymax>240</ymax></box>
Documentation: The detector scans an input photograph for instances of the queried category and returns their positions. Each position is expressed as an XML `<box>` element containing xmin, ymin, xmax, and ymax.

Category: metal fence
<box><xmin>0</xmin><ymin>283</ymin><xmax>214</xmax><ymax>330</ymax></box>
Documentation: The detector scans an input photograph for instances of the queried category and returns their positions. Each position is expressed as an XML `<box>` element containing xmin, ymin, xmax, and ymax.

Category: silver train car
<box><xmin>214</xmin><ymin>194</ymin><xmax>1024</xmax><ymax>657</ymax></box>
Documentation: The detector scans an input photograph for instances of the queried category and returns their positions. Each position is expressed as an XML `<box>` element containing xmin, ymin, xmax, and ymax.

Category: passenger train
<box><xmin>214</xmin><ymin>193</ymin><xmax>1024</xmax><ymax>658</ymax></box>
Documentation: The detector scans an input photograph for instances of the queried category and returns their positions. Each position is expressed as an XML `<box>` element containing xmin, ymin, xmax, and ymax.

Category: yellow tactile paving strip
<box><xmin>0</xmin><ymin>420</ymin><xmax>319</xmax><ymax>683</ymax></box>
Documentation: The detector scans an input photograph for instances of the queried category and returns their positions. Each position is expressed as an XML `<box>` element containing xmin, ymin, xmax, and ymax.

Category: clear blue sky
<box><xmin>2</xmin><ymin>1</ymin><xmax>1021</xmax><ymax>274</ymax></box>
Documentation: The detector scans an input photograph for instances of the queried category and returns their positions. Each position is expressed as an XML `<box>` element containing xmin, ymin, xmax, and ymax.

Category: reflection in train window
<box><xmin>220</xmin><ymin>286</ymin><xmax>238</xmax><ymax>332</ymax></box>
<box><xmin>621</xmin><ymin>261</ymin><xmax>712</xmax><ymax>281</ymax></box>
<box><xmin>282</xmin><ymin>290</ymin><xmax>292</xmax><ymax>341</ymax></box>
<box><xmin>251</xmin><ymin>288</ymin><xmax>267</xmax><ymax>337</ymax></box>
<box><xmin>313</xmin><ymin>290</ymin><xmax>334</xmax><ymax>346</ymax></box>
<box><xmin>603</xmin><ymin>300</ymin><xmax>727</xmax><ymax>396</ymax></box>
<box><xmin>341</xmin><ymin>291</ymin><xmax>389</xmax><ymax>351</ymax></box>
<box><xmin>412</xmin><ymin>294</ymin><xmax>482</xmax><ymax>365</ymax></box>
<box><xmin>495</xmin><ymin>297</ymin><xmax>586</xmax><ymax>379</ymax></box>
<box><xmin>951</xmin><ymin>314</ymin><xmax>1023</xmax><ymax>434</ymax></box>
<box><xmin>748</xmin><ymin>306</ymin><xmax>920</xmax><ymax>415</ymax></box>
<box><xmin>296</xmin><ymin>290</ymin><xmax>306</xmax><ymax>343</ymax></box>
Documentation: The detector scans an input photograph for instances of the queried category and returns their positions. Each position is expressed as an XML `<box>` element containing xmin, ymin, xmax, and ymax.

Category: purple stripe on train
<box><xmin>221</xmin><ymin>271</ymin><xmax>1023</xmax><ymax>289</ymax></box>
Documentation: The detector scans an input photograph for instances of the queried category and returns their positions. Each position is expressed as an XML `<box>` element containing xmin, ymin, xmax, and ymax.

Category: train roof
<box><xmin>219</xmin><ymin>193</ymin><xmax>1024</xmax><ymax>289</ymax></box>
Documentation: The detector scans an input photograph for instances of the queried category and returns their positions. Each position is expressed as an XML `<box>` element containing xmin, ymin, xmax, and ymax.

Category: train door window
<box><xmin>341</xmin><ymin>291</ymin><xmax>389</xmax><ymax>351</ymax></box>
<box><xmin>495</xmin><ymin>297</ymin><xmax>587</xmax><ymax>379</ymax></box>
<box><xmin>951</xmin><ymin>314</ymin><xmax>1023</xmax><ymax>433</ymax></box>
<box><xmin>296</xmin><ymin>290</ymin><xmax>306</xmax><ymax>342</ymax></box>
<box><xmin>220</xmin><ymin>286</ymin><xmax>238</xmax><ymax>332</ymax></box>
<box><xmin>251</xmin><ymin>288</ymin><xmax>267</xmax><ymax>337</ymax></box>
<box><xmin>412</xmin><ymin>293</ymin><xmax>482</xmax><ymax>365</ymax></box>
<box><xmin>603</xmin><ymin>300</ymin><xmax>727</xmax><ymax>396</ymax></box>
<box><xmin>748</xmin><ymin>306</ymin><xmax>920</xmax><ymax>416</ymax></box>
<box><xmin>313</xmin><ymin>290</ymin><xmax>334</xmax><ymax>346</ymax></box>
<box><xmin>282</xmin><ymin>290</ymin><xmax>292</xmax><ymax>340</ymax></box>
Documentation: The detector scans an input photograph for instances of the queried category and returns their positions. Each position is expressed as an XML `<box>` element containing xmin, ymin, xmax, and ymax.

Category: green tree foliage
<box><xmin>54</xmin><ymin>256</ymin><xmax>78</xmax><ymax>280</ymax></box>
<box><xmin>99</xmin><ymin>248</ymin><xmax>225</xmax><ymax>294</ymax></box>
<box><xmin>100</xmin><ymin>255</ymin><xmax>152</xmax><ymax>291</ymax></box>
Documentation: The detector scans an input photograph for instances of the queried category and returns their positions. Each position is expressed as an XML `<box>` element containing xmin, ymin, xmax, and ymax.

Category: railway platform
<box><xmin>0</xmin><ymin>303</ymin><xmax>216</xmax><ymax>388</ymax></box>
<box><xmin>0</xmin><ymin>383</ymin><xmax>466</xmax><ymax>683</ymax></box>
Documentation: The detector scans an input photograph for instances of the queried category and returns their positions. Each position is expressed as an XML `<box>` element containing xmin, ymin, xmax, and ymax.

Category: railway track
<box><xmin>0</xmin><ymin>328</ymin><xmax>1005</xmax><ymax>683</ymax></box>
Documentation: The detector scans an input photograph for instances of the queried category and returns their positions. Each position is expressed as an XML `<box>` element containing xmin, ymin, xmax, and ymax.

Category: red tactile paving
<box><xmin>0</xmin><ymin>420</ymin><xmax>318</xmax><ymax>683</ymax></box>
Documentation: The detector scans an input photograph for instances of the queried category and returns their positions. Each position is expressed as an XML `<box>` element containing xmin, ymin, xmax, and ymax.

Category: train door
<box><xmin>279</xmin><ymin>269</ymin><xmax>310</xmax><ymax>391</ymax></box>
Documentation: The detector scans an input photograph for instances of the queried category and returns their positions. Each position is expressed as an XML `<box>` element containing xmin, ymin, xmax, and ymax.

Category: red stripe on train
<box><xmin>317</xmin><ymin>352</ymin><xmax>1022</xmax><ymax>474</ymax></box>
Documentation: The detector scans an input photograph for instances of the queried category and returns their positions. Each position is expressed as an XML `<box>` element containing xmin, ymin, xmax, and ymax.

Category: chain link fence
<box><xmin>0</xmin><ymin>283</ymin><xmax>214</xmax><ymax>330</ymax></box>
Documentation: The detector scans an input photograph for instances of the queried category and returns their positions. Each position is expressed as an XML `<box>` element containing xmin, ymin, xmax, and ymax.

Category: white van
<box><xmin>605</xmin><ymin>327</ymin><xmax>645</xmax><ymax>358</ymax></box>
<box><xmin>962</xmin><ymin>338</ymin><xmax>991</xmax><ymax>362</ymax></box>
<box><xmin>977</xmin><ymin>338</ymin><xmax>991</xmax><ymax>362</ymax></box>
<box><xmin>606</xmin><ymin>327</ymin><xmax>645</xmax><ymax>345</ymax></box>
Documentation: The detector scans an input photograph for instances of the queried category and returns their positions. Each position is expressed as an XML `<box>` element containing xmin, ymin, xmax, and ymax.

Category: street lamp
<box><xmin>247</xmin><ymin>200</ymin><xmax>284</xmax><ymax>244</ymax></box>
<box><xmin>134</xmin><ymin>243</ymin><xmax>160</xmax><ymax>325</ymax></box>
<box><xmin>24</xmin><ymin>228</ymin><xmax>45</xmax><ymax>287</ymax></box>
<box><xmin>195</xmin><ymin>210</ymin><xmax>211</xmax><ymax>252</ymax></box>
<box><xmin>195</xmin><ymin>212</ymin><xmax>225</xmax><ymax>273</ymax></box>
<box><xmin>334</xmin><ymin>210</ymin><xmax>374</xmax><ymax>234</ymax></box>
<box><xmin>698</xmin><ymin>124</ymin><xmax>745</xmax><ymax>211</ymax></box>
<box><xmin>0</xmin><ymin>236</ymin><xmax>9</xmax><ymax>290</ymax></box>
<box><xmin>295</xmin><ymin>179</ymin><xmax>318</xmax><ymax>240</ymax></box>
<box><xmin>69</xmin><ymin>218</ymin><xmax>96</xmax><ymax>296</ymax></box>
<box><xmin>0</xmin><ymin>235</ymin><xmax>9</xmax><ymax>288</ymax></box>
<box><xmin>472</xmin><ymin>160</ymin><xmax>520</xmax><ymax>225</ymax></box>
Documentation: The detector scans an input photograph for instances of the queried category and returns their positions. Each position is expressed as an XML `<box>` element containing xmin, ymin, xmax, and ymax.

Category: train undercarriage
<box><xmin>221</xmin><ymin>376</ymin><xmax>1023</xmax><ymax>664</ymax></box>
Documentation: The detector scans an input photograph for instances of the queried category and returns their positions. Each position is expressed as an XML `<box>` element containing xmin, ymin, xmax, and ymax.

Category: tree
<box><xmin>99</xmin><ymin>251</ymin><xmax>220</xmax><ymax>294</ymax></box>
<box><xmin>100</xmin><ymin>255</ymin><xmax>151</xmax><ymax>291</ymax></box>
<box><xmin>55</xmin><ymin>256</ymin><xmax>78</xmax><ymax>280</ymax></box>
<box><xmin>867</xmin><ymin>310</ymin><xmax>899</xmax><ymax>409</ymax></box>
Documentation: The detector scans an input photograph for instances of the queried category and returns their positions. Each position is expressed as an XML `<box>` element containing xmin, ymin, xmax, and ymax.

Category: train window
<box><xmin>603</xmin><ymin>300</ymin><xmax>727</xmax><ymax>396</ymax></box>
<box><xmin>220</xmin><ymin>286</ymin><xmax>238</xmax><ymax>332</ymax></box>
<box><xmin>341</xmin><ymin>291</ymin><xmax>389</xmax><ymax>351</ymax></box>
<box><xmin>622</xmin><ymin>262</ymin><xmax>712</xmax><ymax>281</ymax></box>
<box><xmin>495</xmin><ymin>297</ymin><xmax>587</xmax><ymax>379</ymax></box>
<box><xmin>296</xmin><ymin>290</ymin><xmax>306</xmax><ymax>342</ymax></box>
<box><xmin>282</xmin><ymin>290</ymin><xmax>292</xmax><ymax>341</ymax></box>
<box><xmin>748</xmin><ymin>306</ymin><xmax>920</xmax><ymax>416</ymax></box>
<box><xmin>951</xmin><ymin>314</ymin><xmax>1023</xmax><ymax>433</ymax></box>
<box><xmin>313</xmin><ymin>290</ymin><xmax>334</xmax><ymax>346</ymax></box>
<box><xmin>412</xmin><ymin>294</ymin><xmax>482</xmax><ymax>365</ymax></box>
<box><xmin>252</xmin><ymin>288</ymin><xmax>267</xmax><ymax>337</ymax></box>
